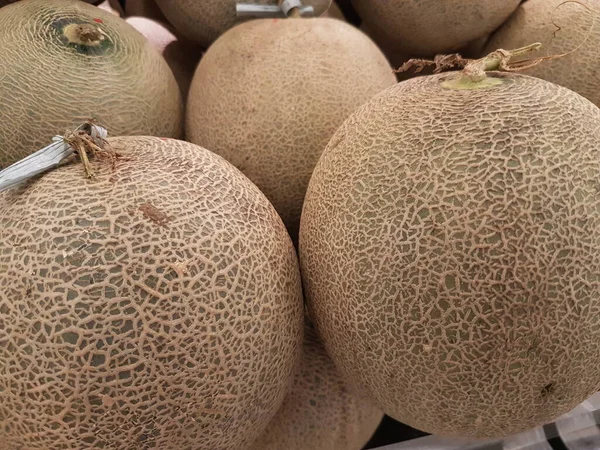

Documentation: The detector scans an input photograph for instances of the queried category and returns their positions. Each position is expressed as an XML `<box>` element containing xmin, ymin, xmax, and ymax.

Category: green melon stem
<box><xmin>462</xmin><ymin>42</ymin><xmax>543</xmax><ymax>82</ymax></box>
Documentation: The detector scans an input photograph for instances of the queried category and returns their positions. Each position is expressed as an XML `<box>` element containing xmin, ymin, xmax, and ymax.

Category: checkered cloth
<box><xmin>378</xmin><ymin>393</ymin><xmax>600</xmax><ymax>450</ymax></box>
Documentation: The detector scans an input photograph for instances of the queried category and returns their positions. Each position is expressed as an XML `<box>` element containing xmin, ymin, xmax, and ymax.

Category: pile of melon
<box><xmin>1</xmin><ymin>0</ymin><xmax>599</xmax><ymax>449</ymax></box>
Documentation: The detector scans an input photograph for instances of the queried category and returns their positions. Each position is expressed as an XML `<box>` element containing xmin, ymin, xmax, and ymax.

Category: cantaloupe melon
<box><xmin>249</xmin><ymin>321</ymin><xmax>383</xmax><ymax>450</ymax></box>
<box><xmin>352</xmin><ymin>0</ymin><xmax>521</xmax><ymax>56</ymax></box>
<box><xmin>186</xmin><ymin>17</ymin><xmax>396</xmax><ymax>241</ymax></box>
<box><xmin>0</xmin><ymin>135</ymin><xmax>304</xmax><ymax>449</ymax></box>
<box><xmin>485</xmin><ymin>0</ymin><xmax>600</xmax><ymax>108</ymax></box>
<box><xmin>153</xmin><ymin>0</ymin><xmax>332</xmax><ymax>47</ymax></box>
<box><xmin>126</xmin><ymin>16</ymin><xmax>203</xmax><ymax>99</ymax></box>
<box><xmin>0</xmin><ymin>0</ymin><xmax>182</xmax><ymax>168</ymax></box>
<box><xmin>299</xmin><ymin>63</ymin><xmax>600</xmax><ymax>438</ymax></box>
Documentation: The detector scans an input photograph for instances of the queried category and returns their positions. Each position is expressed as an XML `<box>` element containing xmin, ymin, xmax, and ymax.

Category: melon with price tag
<box><xmin>0</xmin><ymin>135</ymin><xmax>304</xmax><ymax>450</ymax></box>
<box><xmin>153</xmin><ymin>0</ymin><xmax>331</xmax><ymax>47</ymax></box>
<box><xmin>185</xmin><ymin>16</ymin><xmax>396</xmax><ymax>241</ymax></box>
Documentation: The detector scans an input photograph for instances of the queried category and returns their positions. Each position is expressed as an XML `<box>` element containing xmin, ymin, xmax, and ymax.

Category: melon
<box><xmin>249</xmin><ymin>321</ymin><xmax>383</xmax><ymax>450</ymax></box>
<box><xmin>126</xmin><ymin>16</ymin><xmax>203</xmax><ymax>99</ymax></box>
<box><xmin>186</xmin><ymin>17</ymin><xmax>396</xmax><ymax>241</ymax></box>
<box><xmin>0</xmin><ymin>0</ymin><xmax>182</xmax><ymax>168</ymax></box>
<box><xmin>153</xmin><ymin>0</ymin><xmax>332</xmax><ymax>47</ymax></box>
<box><xmin>299</xmin><ymin>62</ymin><xmax>600</xmax><ymax>438</ymax></box>
<box><xmin>485</xmin><ymin>0</ymin><xmax>600</xmax><ymax>108</ymax></box>
<box><xmin>0</xmin><ymin>135</ymin><xmax>304</xmax><ymax>449</ymax></box>
<box><xmin>352</xmin><ymin>0</ymin><xmax>521</xmax><ymax>56</ymax></box>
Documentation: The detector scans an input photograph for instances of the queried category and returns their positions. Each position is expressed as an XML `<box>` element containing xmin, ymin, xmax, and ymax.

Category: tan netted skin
<box><xmin>186</xmin><ymin>17</ymin><xmax>396</xmax><ymax>241</ymax></box>
<box><xmin>249</xmin><ymin>321</ymin><xmax>383</xmax><ymax>450</ymax></box>
<box><xmin>352</xmin><ymin>0</ymin><xmax>521</xmax><ymax>56</ymax></box>
<box><xmin>0</xmin><ymin>0</ymin><xmax>182</xmax><ymax>168</ymax></box>
<box><xmin>1</xmin><ymin>0</ymin><xmax>99</xmax><ymax>6</ymax></box>
<box><xmin>485</xmin><ymin>0</ymin><xmax>600</xmax><ymax>108</ymax></box>
<box><xmin>153</xmin><ymin>0</ymin><xmax>331</xmax><ymax>47</ymax></box>
<box><xmin>299</xmin><ymin>72</ymin><xmax>600</xmax><ymax>439</ymax></box>
<box><xmin>0</xmin><ymin>136</ymin><xmax>304</xmax><ymax>449</ymax></box>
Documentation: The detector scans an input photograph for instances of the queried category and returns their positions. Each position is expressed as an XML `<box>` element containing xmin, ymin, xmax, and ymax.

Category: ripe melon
<box><xmin>352</xmin><ymin>0</ymin><xmax>521</xmax><ymax>56</ymax></box>
<box><xmin>249</xmin><ymin>321</ymin><xmax>383</xmax><ymax>450</ymax></box>
<box><xmin>299</xmin><ymin>68</ymin><xmax>600</xmax><ymax>438</ymax></box>
<box><xmin>186</xmin><ymin>17</ymin><xmax>396</xmax><ymax>241</ymax></box>
<box><xmin>485</xmin><ymin>0</ymin><xmax>600</xmax><ymax>108</ymax></box>
<box><xmin>125</xmin><ymin>16</ymin><xmax>203</xmax><ymax>99</ymax></box>
<box><xmin>0</xmin><ymin>136</ymin><xmax>304</xmax><ymax>449</ymax></box>
<box><xmin>153</xmin><ymin>0</ymin><xmax>332</xmax><ymax>47</ymax></box>
<box><xmin>0</xmin><ymin>0</ymin><xmax>182</xmax><ymax>168</ymax></box>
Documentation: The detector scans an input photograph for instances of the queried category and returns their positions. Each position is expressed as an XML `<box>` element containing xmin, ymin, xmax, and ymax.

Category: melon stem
<box><xmin>63</xmin><ymin>23</ymin><xmax>105</xmax><ymax>46</ymax></box>
<box><xmin>462</xmin><ymin>42</ymin><xmax>543</xmax><ymax>82</ymax></box>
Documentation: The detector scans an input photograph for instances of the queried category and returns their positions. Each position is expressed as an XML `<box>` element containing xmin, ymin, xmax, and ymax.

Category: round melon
<box><xmin>126</xmin><ymin>16</ymin><xmax>203</xmax><ymax>99</ymax></box>
<box><xmin>352</xmin><ymin>0</ymin><xmax>521</xmax><ymax>56</ymax></box>
<box><xmin>249</xmin><ymin>321</ymin><xmax>383</xmax><ymax>450</ymax></box>
<box><xmin>153</xmin><ymin>0</ymin><xmax>332</xmax><ymax>47</ymax></box>
<box><xmin>299</xmin><ymin>69</ymin><xmax>600</xmax><ymax>438</ymax></box>
<box><xmin>0</xmin><ymin>0</ymin><xmax>182</xmax><ymax>168</ymax></box>
<box><xmin>186</xmin><ymin>17</ymin><xmax>396</xmax><ymax>241</ymax></box>
<box><xmin>485</xmin><ymin>0</ymin><xmax>600</xmax><ymax>108</ymax></box>
<box><xmin>0</xmin><ymin>136</ymin><xmax>304</xmax><ymax>449</ymax></box>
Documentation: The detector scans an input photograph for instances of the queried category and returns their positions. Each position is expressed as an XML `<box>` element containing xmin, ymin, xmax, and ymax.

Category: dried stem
<box><xmin>397</xmin><ymin>43</ymin><xmax>547</xmax><ymax>82</ymax></box>
<box><xmin>63</xmin><ymin>121</ymin><xmax>125</xmax><ymax>179</ymax></box>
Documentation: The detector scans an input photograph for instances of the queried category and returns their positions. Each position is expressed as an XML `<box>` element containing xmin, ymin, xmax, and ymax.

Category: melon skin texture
<box><xmin>0</xmin><ymin>136</ymin><xmax>304</xmax><ymax>450</ymax></box>
<box><xmin>249</xmin><ymin>322</ymin><xmax>383</xmax><ymax>450</ymax></box>
<box><xmin>153</xmin><ymin>0</ymin><xmax>331</xmax><ymax>47</ymax></box>
<box><xmin>186</xmin><ymin>17</ymin><xmax>396</xmax><ymax>241</ymax></box>
<box><xmin>125</xmin><ymin>16</ymin><xmax>203</xmax><ymax>100</ymax></box>
<box><xmin>1</xmin><ymin>0</ymin><xmax>100</xmax><ymax>6</ymax></box>
<box><xmin>0</xmin><ymin>0</ymin><xmax>182</xmax><ymax>168</ymax></box>
<box><xmin>485</xmin><ymin>0</ymin><xmax>600</xmax><ymax>108</ymax></box>
<box><xmin>351</xmin><ymin>0</ymin><xmax>521</xmax><ymax>56</ymax></box>
<box><xmin>299</xmin><ymin>72</ymin><xmax>600</xmax><ymax>439</ymax></box>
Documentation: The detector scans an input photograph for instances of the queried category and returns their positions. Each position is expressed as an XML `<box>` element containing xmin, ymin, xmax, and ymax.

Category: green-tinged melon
<box><xmin>0</xmin><ymin>136</ymin><xmax>304</xmax><ymax>450</ymax></box>
<box><xmin>126</xmin><ymin>16</ymin><xmax>203</xmax><ymax>100</ymax></box>
<box><xmin>153</xmin><ymin>0</ymin><xmax>331</xmax><ymax>47</ymax></box>
<box><xmin>186</xmin><ymin>17</ymin><xmax>396</xmax><ymax>241</ymax></box>
<box><xmin>0</xmin><ymin>0</ymin><xmax>182</xmax><ymax>168</ymax></box>
<box><xmin>299</xmin><ymin>65</ymin><xmax>600</xmax><ymax>438</ymax></box>
<box><xmin>485</xmin><ymin>0</ymin><xmax>600</xmax><ymax>108</ymax></box>
<box><xmin>352</xmin><ymin>0</ymin><xmax>521</xmax><ymax>56</ymax></box>
<box><xmin>249</xmin><ymin>321</ymin><xmax>383</xmax><ymax>450</ymax></box>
